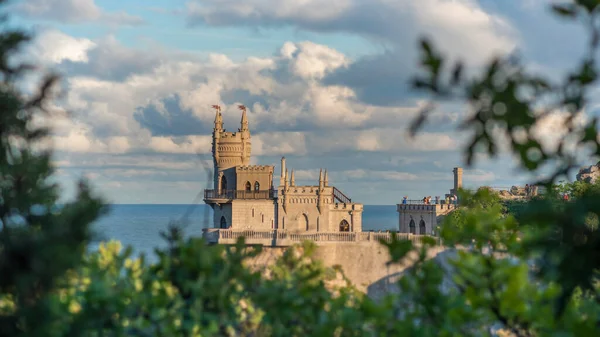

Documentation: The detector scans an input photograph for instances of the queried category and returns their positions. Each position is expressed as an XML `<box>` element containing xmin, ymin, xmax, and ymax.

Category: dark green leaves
<box><xmin>552</xmin><ymin>3</ymin><xmax>579</xmax><ymax>18</ymax></box>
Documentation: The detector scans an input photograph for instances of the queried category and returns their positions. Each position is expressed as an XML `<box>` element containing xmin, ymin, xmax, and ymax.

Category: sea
<box><xmin>92</xmin><ymin>204</ymin><xmax>398</xmax><ymax>258</ymax></box>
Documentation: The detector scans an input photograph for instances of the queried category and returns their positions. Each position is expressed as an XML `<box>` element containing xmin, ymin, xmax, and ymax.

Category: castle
<box><xmin>204</xmin><ymin>105</ymin><xmax>363</xmax><ymax>233</ymax></box>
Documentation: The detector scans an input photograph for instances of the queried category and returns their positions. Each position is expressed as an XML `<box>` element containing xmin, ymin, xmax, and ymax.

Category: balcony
<box><xmin>204</xmin><ymin>189</ymin><xmax>277</xmax><ymax>202</ymax></box>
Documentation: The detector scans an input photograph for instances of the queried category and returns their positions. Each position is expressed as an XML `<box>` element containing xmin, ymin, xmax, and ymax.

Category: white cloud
<box><xmin>149</xmin><ymin>136</ymin><xmax>212</xmax><ymax>154</ymax></box>
<box><xmin>353</xmin><ymin>129</ymin><xmax>460</xmax><ymax>153</ymax></box>
<box><xmin>12</xmin><ymin>0</ymin><xmax>144</xmax><ymax>25</ymax></box>
<box><xmin>187</xmin><ymin>0</ymin><xmax>516</xmax><ymax>64</ymax></box>
<box><xmin>253</xmin><ymin>132</ymin><xmax>307</xmax><ymax>156</ymax></box>
<box><xmin>282</xmin><ymin>41</ymin><xmax>349</xmax><ymax>80</ymax></box>
<box><xmin>29</xmin><ymin>26</ymin><xmax>536</xmax><ymax>203</ymax></box>
<box><xmin>29</xmin><ymin>30</ymin><xmax>96</xmax><ymax>64</ymax></box>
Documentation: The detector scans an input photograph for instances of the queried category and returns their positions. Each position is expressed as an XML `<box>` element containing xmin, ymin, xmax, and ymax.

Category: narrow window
<box><xmin>254</xmin><ymin>181</ymin><xmax>260</xmax><ymax>191</ymax></box>
<box><xmin>419</xmin><ymin>220</ymin><xmax>426</xmax><ymax>235</ymax></box>
<box><xmin>220</xmin><ymin>176</ymin><xmax>227</xmax><ymax>191</ymax></box>
<box><xmin>339</xmin><ymin>220</ymin><xmax>350</xmax><ymax>232</ymax></box>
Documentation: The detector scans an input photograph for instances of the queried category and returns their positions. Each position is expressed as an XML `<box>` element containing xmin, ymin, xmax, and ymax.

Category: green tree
<box><xmin>0</xmin><ymin>0</ymin><xmax>106</xmax><ymax>334</ymax></box>
<box><xmin>402</xmin><ymin>0</ymin><xmax>600</xmax><ymax>335</ymax></box>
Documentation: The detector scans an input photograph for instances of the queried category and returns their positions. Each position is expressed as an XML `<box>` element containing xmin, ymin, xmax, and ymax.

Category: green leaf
<box><xmin>551</xmin><ymin>4</ymin><xmax>578</xmax><ymax>17</ymax></box>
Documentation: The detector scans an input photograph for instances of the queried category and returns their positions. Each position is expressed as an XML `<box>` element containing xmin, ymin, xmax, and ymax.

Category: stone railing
<box><xmin>202</xmin><ymin>229</ymin><xmax>441</xmax><ymax>246</ymax></box>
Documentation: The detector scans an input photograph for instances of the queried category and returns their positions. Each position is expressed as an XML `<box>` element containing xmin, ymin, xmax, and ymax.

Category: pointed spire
<box><xmin>319</xmin><ymin>169</ymin><xmax>323</xmax><ymax>187</ymax></box>
<box><xmin>212</xmin><ymin>105</ymin><xmax>223</xmax><ymax>130</ymax></box>
<box><xmin>290</xmin><ymin>169</ymin><xmax>295</xmax><ymax>187</ymax></box>
<box><xmin>238</xmin><ymin>104</ymin><xmax>248</xmax><ymax>131</ymax></box>
<box><xmin>324</xmin><ymin>169</ymin><xmax>328</xmax><ymax>186</ymax></box>
<box><xmin>284</xmin><ymin>168</ymin><xmax>289</xmax><ymax>187</ymax></box>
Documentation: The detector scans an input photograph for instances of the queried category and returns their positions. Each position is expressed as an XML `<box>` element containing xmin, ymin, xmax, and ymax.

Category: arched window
<box><xmin>252</xmin><ymin>208</ymin><xmax>255</xmax><ymax>217</ymax></box>
<box><xmin>339</xmin><ymin>219</ymin><xmax>350</xmax><ymax>232</ymax></box>
<box><xmin>262</xmin><ymin>214</ymin><xmax>264</xmax><ymax>223</ymax></box>
<box><xmin>282</xmin><ymin>217</ymin><xmax>285</xmax><ymax>229</ymax></box>
<box><xmin>317</xmin><ymin>217</ymin><xmax>320</xmax><ymax>232</ymax></box>
<box><xmin>220</xmin><ymin>216</ymin><xmax>227</xmax><ymax>229</ymax></box>
<box><xmin>419</xmin><ymin>219</ymin><xmax>426</xmax><ymax>235</ymax></box>
<box><xmin>220</xmin><ymin>176</ymin><xmax>227</xmax><ymax>191</ymax></box>
<box><xmin>245</xmin><ymin>181</ymin><xmax>251</xmax><ymax>191</ymax></box>
<box><xmin>409</xmin><ymin>219</ymin><xmax>416</xmax><ymax>234</ymax></box>
<box><xmin>254</xmin><ymin>181</ymin><xmax>260</xmax><ymax>191</ymax></box>
<box><xmin>303</xmin><ymin>214</ymin><xmax>309</xmax><ymax>231</ymax></box>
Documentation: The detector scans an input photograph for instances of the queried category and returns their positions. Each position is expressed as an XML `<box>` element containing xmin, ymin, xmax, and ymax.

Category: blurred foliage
<box><xmin>2</xmin><ymin>0</ymin><xmax>600</xmax><ymax>336</ymax></box>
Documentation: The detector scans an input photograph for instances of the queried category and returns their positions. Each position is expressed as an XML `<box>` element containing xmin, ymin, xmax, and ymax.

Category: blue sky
<box><xmin>9</xmin><ymin>0</ymin><xmax>597</xmax><ymax>204</ymax></box>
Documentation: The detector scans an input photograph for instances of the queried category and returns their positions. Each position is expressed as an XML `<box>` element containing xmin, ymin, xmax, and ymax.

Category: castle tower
<box><xmin>211</xmin><ymin>105</ymin><xmax>252</xmax><ymax>189</ymax></box>
<box><xmin>452</xmin><ymin>167</ymin><xmax>463</xmax><ymax>194</ymax></box>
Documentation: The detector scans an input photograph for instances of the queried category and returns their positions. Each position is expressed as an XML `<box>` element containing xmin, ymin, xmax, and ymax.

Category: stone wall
<box><xmin>245</xmin><ymin>241</ymin><xmax>447</xmax><ymax>295</ymax></box>
<box><xmin>212</xmin><ymin>204</ymin><xmax>232</xmax><ymax>228</ymax></box>
<box><xmin>235</xmin><ymin>165</ymin><xmax>274</xmax><ymax>190</ymax></box>
<box><xmin>397</xmin><ymin>204</ymin><xmax>456</xmax><ymax>234</ymax></box>
<box><xmin>230</xmin><ymin>199</ymin><xmax>276</xmax><ymax>230</ymax></box>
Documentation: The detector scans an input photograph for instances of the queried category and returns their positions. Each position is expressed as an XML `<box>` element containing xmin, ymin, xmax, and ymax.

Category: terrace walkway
<box><xmin>202</xmin><ymin>229</ymin><xmax>441</xmax><ymax>247</ymax></box>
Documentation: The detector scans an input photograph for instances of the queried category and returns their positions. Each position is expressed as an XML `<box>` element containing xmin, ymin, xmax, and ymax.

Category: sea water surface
<box><xmin>92</xmin><ymin>204</ymin><xmax>397</xmax><ymax>257</ymax></box>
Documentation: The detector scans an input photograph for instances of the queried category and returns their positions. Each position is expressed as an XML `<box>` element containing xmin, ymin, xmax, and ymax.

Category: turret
<box><xmin>211</xmin><ymin>104</ymin><xmax>252</xmax><ymax>178</ymax></box>
<box><xmin>280</xmin><ymin>157</ymin><xmax>286</xmax><ymax>186</ymax></box>
<box><xmin>319</xmin><ymin>169</ymin><xmax>323</xmax><ymax>189</ymax></box>
<box><xmin>213</xmin><ymin>105</ymin><xmax>223</xmax><ymax>132</ymax></box>
<box><xmin>324</xmin><ymin>169</ymin><xmax>328</xmax><ymax>186</ymax></box>
<box><xmin>239</xmin><ymin>104</ymin><xmax>249</xmax><ymax>132</ymax></box>
<box><xmin>452</xmin><ymin>167</ymin><xmax>463</xmax><ymax>194</ymax></box>
<box><xmin>290</xmin><ymin>169</ymin><xmax>295</xmax><ymax>187</ymax></box>
<box><xmin>212</xmin><ymin>105</ymin><xmax>223</xmax><ymax>189</ymax></box>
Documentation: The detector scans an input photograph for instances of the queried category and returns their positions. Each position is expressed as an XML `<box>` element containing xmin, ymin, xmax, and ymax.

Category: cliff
<box><xmin>576</xmin><ymin>161</ymin><xmax>600</xmax><ymax>183</ymax></box>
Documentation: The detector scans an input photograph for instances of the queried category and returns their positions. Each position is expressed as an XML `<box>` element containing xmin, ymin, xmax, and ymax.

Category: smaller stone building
<box><xmin>396</xmin><ymin>167</ymin><xmax>460</xmax><ymax>235</ymax></box>
<box><xmin>396</xmin><ymin>203</ymin><xmax>456</xmax><ymax>235</ymax></box>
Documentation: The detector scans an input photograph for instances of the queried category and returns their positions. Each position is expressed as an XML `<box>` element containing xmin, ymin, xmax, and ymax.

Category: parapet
<box><xmin>236</xmin><ymin>165</ymin><xmax>274</xmax><ymax>172</ymax></box>
<box><xmin>333</xmin><ymin>202</ymin><xmax>363</xmax><ymax>211</ymax></box>
<box><xmin>397</xmin><ymin>203</ymin><xmax>457</xmax><ymax>213</ymax></box>
<box><xmin>219</xmin><ymin>131</ymin><xmax>244</xmax><ymax>140</ymax></box>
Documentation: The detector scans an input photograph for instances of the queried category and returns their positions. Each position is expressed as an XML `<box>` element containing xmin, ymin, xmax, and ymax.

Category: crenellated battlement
<box><xmin>236</xmin><ymin>165</ymin><xmax>273</xmax><ymax>172</ymax></box>
<box><xmin>219</xmin><ymin>131</ymin><xmax>245</xmax><ymax>140</ymax></box>
<box><xmin>333</xmin><ymin>202</ymin><xmax>363</xmax><ymax>210</ymax></box>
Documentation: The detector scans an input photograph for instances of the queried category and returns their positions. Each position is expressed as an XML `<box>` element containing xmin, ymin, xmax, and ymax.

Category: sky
<box><xmin>8</xmin><ymin>0</ymin><xmax>598</xmax><ymax>204</ymax></box>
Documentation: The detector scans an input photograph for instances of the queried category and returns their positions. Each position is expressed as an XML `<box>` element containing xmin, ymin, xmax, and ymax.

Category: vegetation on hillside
<box><xmin>1</xmin><ymin>0</ymin><xmax>600</xmax><ymax>336</ymax></box>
